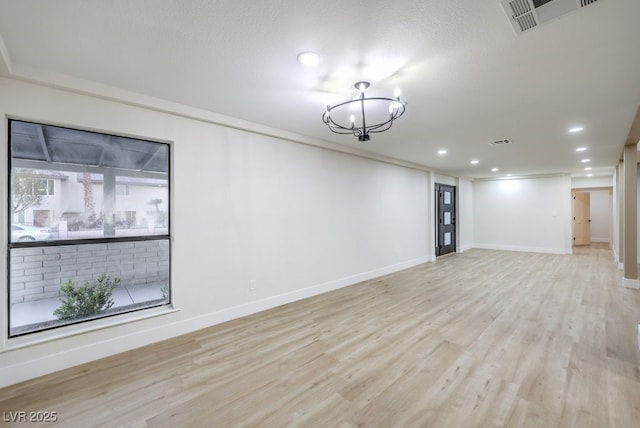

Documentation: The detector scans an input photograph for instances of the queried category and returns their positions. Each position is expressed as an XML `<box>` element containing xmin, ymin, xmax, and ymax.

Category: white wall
<box><xmin>433</xmin><ymin>174</ymin><xmax>456</xmax><ymax>187</ymax></box>
<box><xmin>0</xmin><ymin>77</ymin><xmax>432</xmax><ymax>386</ymax></box>
<box><xmin>472</xmin><ymin>175</ymin><xmax>573</xmax><ymax>254</ymax></box>
<box><xmin>457</xmin><ymin>178</ymin><xmax>474</xmax><ymax>252</ymax></box>
<box><xmin>572</xmin><ymin>176</ymin><xmax>613</xmax><ymax>189</ymax></box>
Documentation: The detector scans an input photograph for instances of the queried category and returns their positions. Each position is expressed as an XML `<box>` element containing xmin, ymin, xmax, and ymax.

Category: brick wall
<box><xmin>10</xmin><ymin>240</ymin><xmax>169</xmax><ymax>304</ymax></box>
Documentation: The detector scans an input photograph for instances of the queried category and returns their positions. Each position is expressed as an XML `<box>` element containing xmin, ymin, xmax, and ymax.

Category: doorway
<box><xmin>572</xmin><ymin>188</ymin><xmax>613</xmax><ymax>247</ymax></box>
<box><xmin>435</xmin><ymin>183</ymin><xmax>456</xmax><ymax>256</ymax></box>
<box><xmin>574</xmin><ymin>191</ymin><xmax>591</xmax><ymax>245</ymax></box>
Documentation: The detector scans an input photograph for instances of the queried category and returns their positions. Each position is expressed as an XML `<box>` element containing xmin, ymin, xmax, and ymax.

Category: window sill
<box><xmin>3</xmin><ymin>305</ymin><xmax>180</xmax><ymax>352</ymax></box>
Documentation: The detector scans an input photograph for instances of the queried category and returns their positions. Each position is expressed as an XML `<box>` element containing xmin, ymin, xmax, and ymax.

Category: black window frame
<box><xmin>7</xmin><ymin>119</ymin><xmax>172</xmax><ymax>338</ymax></box>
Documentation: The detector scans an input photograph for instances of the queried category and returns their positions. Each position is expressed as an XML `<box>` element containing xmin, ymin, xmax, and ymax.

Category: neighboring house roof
<box><xmin>74</xmin><ymin>173</ymin><xmax>167</xmax><ymax>187</ymax></box>
<box><xmin>14</xmin><ymin>169</ymin><xmax>69</xmax><ymax>180</ymax></box>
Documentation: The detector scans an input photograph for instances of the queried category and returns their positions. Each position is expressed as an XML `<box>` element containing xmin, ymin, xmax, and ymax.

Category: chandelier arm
<box><xmin>324</xmin><ymin>99</ymin><xmax>403</xmax><ymax>124</ymax></box>
<box><xmin>326</xmin><ymin>125</ymin><xmax>362</xmax><ymax>136</ymax></box>
<box><xmin>357</xmin><ymin>96</ymin><xmax>401</xmax><ymax>102</ymax></box>
<box><xmin>322</xmin><ymin>99</ymin><xmax>359</xmax><ymax>131</ymax></box>
<box><xmin>325</xmin><ymin>97</ymin><xmax>402</xmax><ymax>113</ymax></box>
<box><xmin>366</xmin><ymin>105</ymin><xmax>406</xmax><ymax>134</ymax></box>
<box><xmin>367</xmin><ymin>121</ymin><xmax>395</xmax><ymax>134</ymax></box>
<box><xmin>325</xmin><ymin>125</ymin><xmax>359</xmax><ymax>135</ymax></box>
<box><xmin>355</xmin><ymin>97</ymin><xmax>406</xmax><ymax>134</ymax></box>
<box><xmin>322</xmin><ymin>113</ymin><xmax>360</xmax><ymax>135</ymax></box>
<box><xmin>324</xmin><ymin>97</ymin><xmax>363</xmax><ymax>112</ymax></box>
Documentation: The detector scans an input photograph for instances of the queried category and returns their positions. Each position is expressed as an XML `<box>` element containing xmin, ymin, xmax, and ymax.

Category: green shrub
<box><xmin>53</xmin><ymin>274</ymin><xmax>121</xmax><ymax>320</ymax></box>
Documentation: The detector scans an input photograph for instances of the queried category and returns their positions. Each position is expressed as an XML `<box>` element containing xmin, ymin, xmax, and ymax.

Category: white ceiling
<box><xmin>1</xmin><ymin>0</ymin><xmax>639</xmax><ymax>179</ymax></box>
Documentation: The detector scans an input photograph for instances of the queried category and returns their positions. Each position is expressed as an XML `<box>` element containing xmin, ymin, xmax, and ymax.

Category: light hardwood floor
<box><xmin>1</xmin><ymin>246</ymin><xmax>639</xmax><ymax>427</ymax></box>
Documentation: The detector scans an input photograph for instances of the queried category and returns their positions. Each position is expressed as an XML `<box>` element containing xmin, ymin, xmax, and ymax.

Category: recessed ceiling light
<box><xmin>491</xmin><ymin>167</ymin><xmax>499</xmax><ymax>172</ymax></box>
<box><xmin>569</xmin><ymin>126</ymin><xmax>584</xmax><ymax>133</ymax></box>
<box><xmin>297</xmin><ymin>51</ymin><xmax>320</xmax><ymax>67</ymax></box>
<box><xmin>586</xmin><ymin>174</ymin><xmax>593</xmax><ymax>177</ymax></box>
<box><xmin>575</xmin><ymin>147</ymin><xmax>587</xmax><ymax>152</ymax></box>
<box><xmin>584</xmin><ymin>167</ymin><xmax>592</xmax><ymax>171</ymax></box>
<box><xmin>437</xmin><ymin>149</ymin><xmax>447</xmax><ymax>155</ymax></box>
<box><xmin>581</xmin><ymin>158</ymin><xmax>591</xmax><ymax>163</ymax></box>
<box><xmin>506</xmin><ymin>174</ymin><xmax>513</xmax><ymax>177</ymax></box>
<box><xmin>470</xmin><ymin>159</ymin><xmax>479</xmax><ymax>165</ymax></box>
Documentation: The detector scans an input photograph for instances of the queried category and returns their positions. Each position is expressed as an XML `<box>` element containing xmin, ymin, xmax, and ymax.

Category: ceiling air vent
<box><xmin>489</xmin><ymin>139</ymin><xmax>513</xmax><ymax>146</ymax></box>
<box><xmin>501</xmin><ymin>0</ymin><xmax>600</xmax><ymax>35</ymax></box>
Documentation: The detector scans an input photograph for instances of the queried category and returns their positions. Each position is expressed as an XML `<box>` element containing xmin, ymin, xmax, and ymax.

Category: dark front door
<box><xmin>435</xmin><ymin>183</ymin><xmax>456</xmax><ymax>256</ymax></box>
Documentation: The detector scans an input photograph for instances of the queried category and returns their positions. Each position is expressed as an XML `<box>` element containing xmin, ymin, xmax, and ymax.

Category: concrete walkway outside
<box><xmin>10</xmin><ymin>282</ymin><xmax>166</xmax><ymax>329</ymax></box>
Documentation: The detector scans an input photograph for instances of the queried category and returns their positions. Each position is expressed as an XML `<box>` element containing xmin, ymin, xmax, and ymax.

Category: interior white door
<box><xmin>574</xmin><ymin>191</ymin><xmax>591</xmax><ymax>246</ymax></box>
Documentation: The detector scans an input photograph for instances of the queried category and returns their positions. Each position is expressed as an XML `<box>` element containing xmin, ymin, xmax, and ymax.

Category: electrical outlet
<box><xmin>249</xmin><ymin>279</ymin><xmax>256</xmax><ymax>291</ymax></box>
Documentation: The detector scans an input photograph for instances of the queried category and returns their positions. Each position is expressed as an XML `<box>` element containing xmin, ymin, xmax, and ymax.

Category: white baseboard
<box><xmin>0</xmin><ymin>255</ymin><xmax>431</xmax><ymax>388</ymax></box>
<box><xmin>622</xmin><ymin>277</ymin><xmax>640</xmax><ymax>289</ymax></box>
<box><xmin>472</xmin><ymin>243</ymin><xmax>572</xmax><ymax>255</ymax></box>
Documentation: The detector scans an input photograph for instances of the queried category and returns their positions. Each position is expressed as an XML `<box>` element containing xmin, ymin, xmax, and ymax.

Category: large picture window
<box><xmin>7</xmin><ymin>120</ymin><xmax>171</xmax><ymax>337</ymax></box>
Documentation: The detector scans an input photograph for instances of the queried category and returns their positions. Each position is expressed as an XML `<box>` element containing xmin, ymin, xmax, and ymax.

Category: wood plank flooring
<box><xmin>1</xmin><ymin>246</ymin><xmax>639</xmax><ymax>427</ymax></box>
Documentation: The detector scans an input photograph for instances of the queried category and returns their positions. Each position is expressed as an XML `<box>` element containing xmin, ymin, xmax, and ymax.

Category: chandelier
<box><xmin>322</xmin><ymin>81</ymin><xmax>406</xmax><ymax>141</ymax></box>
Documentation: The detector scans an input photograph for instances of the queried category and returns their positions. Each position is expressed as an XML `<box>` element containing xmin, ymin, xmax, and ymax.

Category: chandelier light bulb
<box><xmin>350</xmin><ymin>114</ymin><xmax>355</xmax><ymax>124</ymax></box>
<box><xmin>394</xmin><ymin>88</ymin><xmax>401</xmax><ymax>98</ymax></box>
